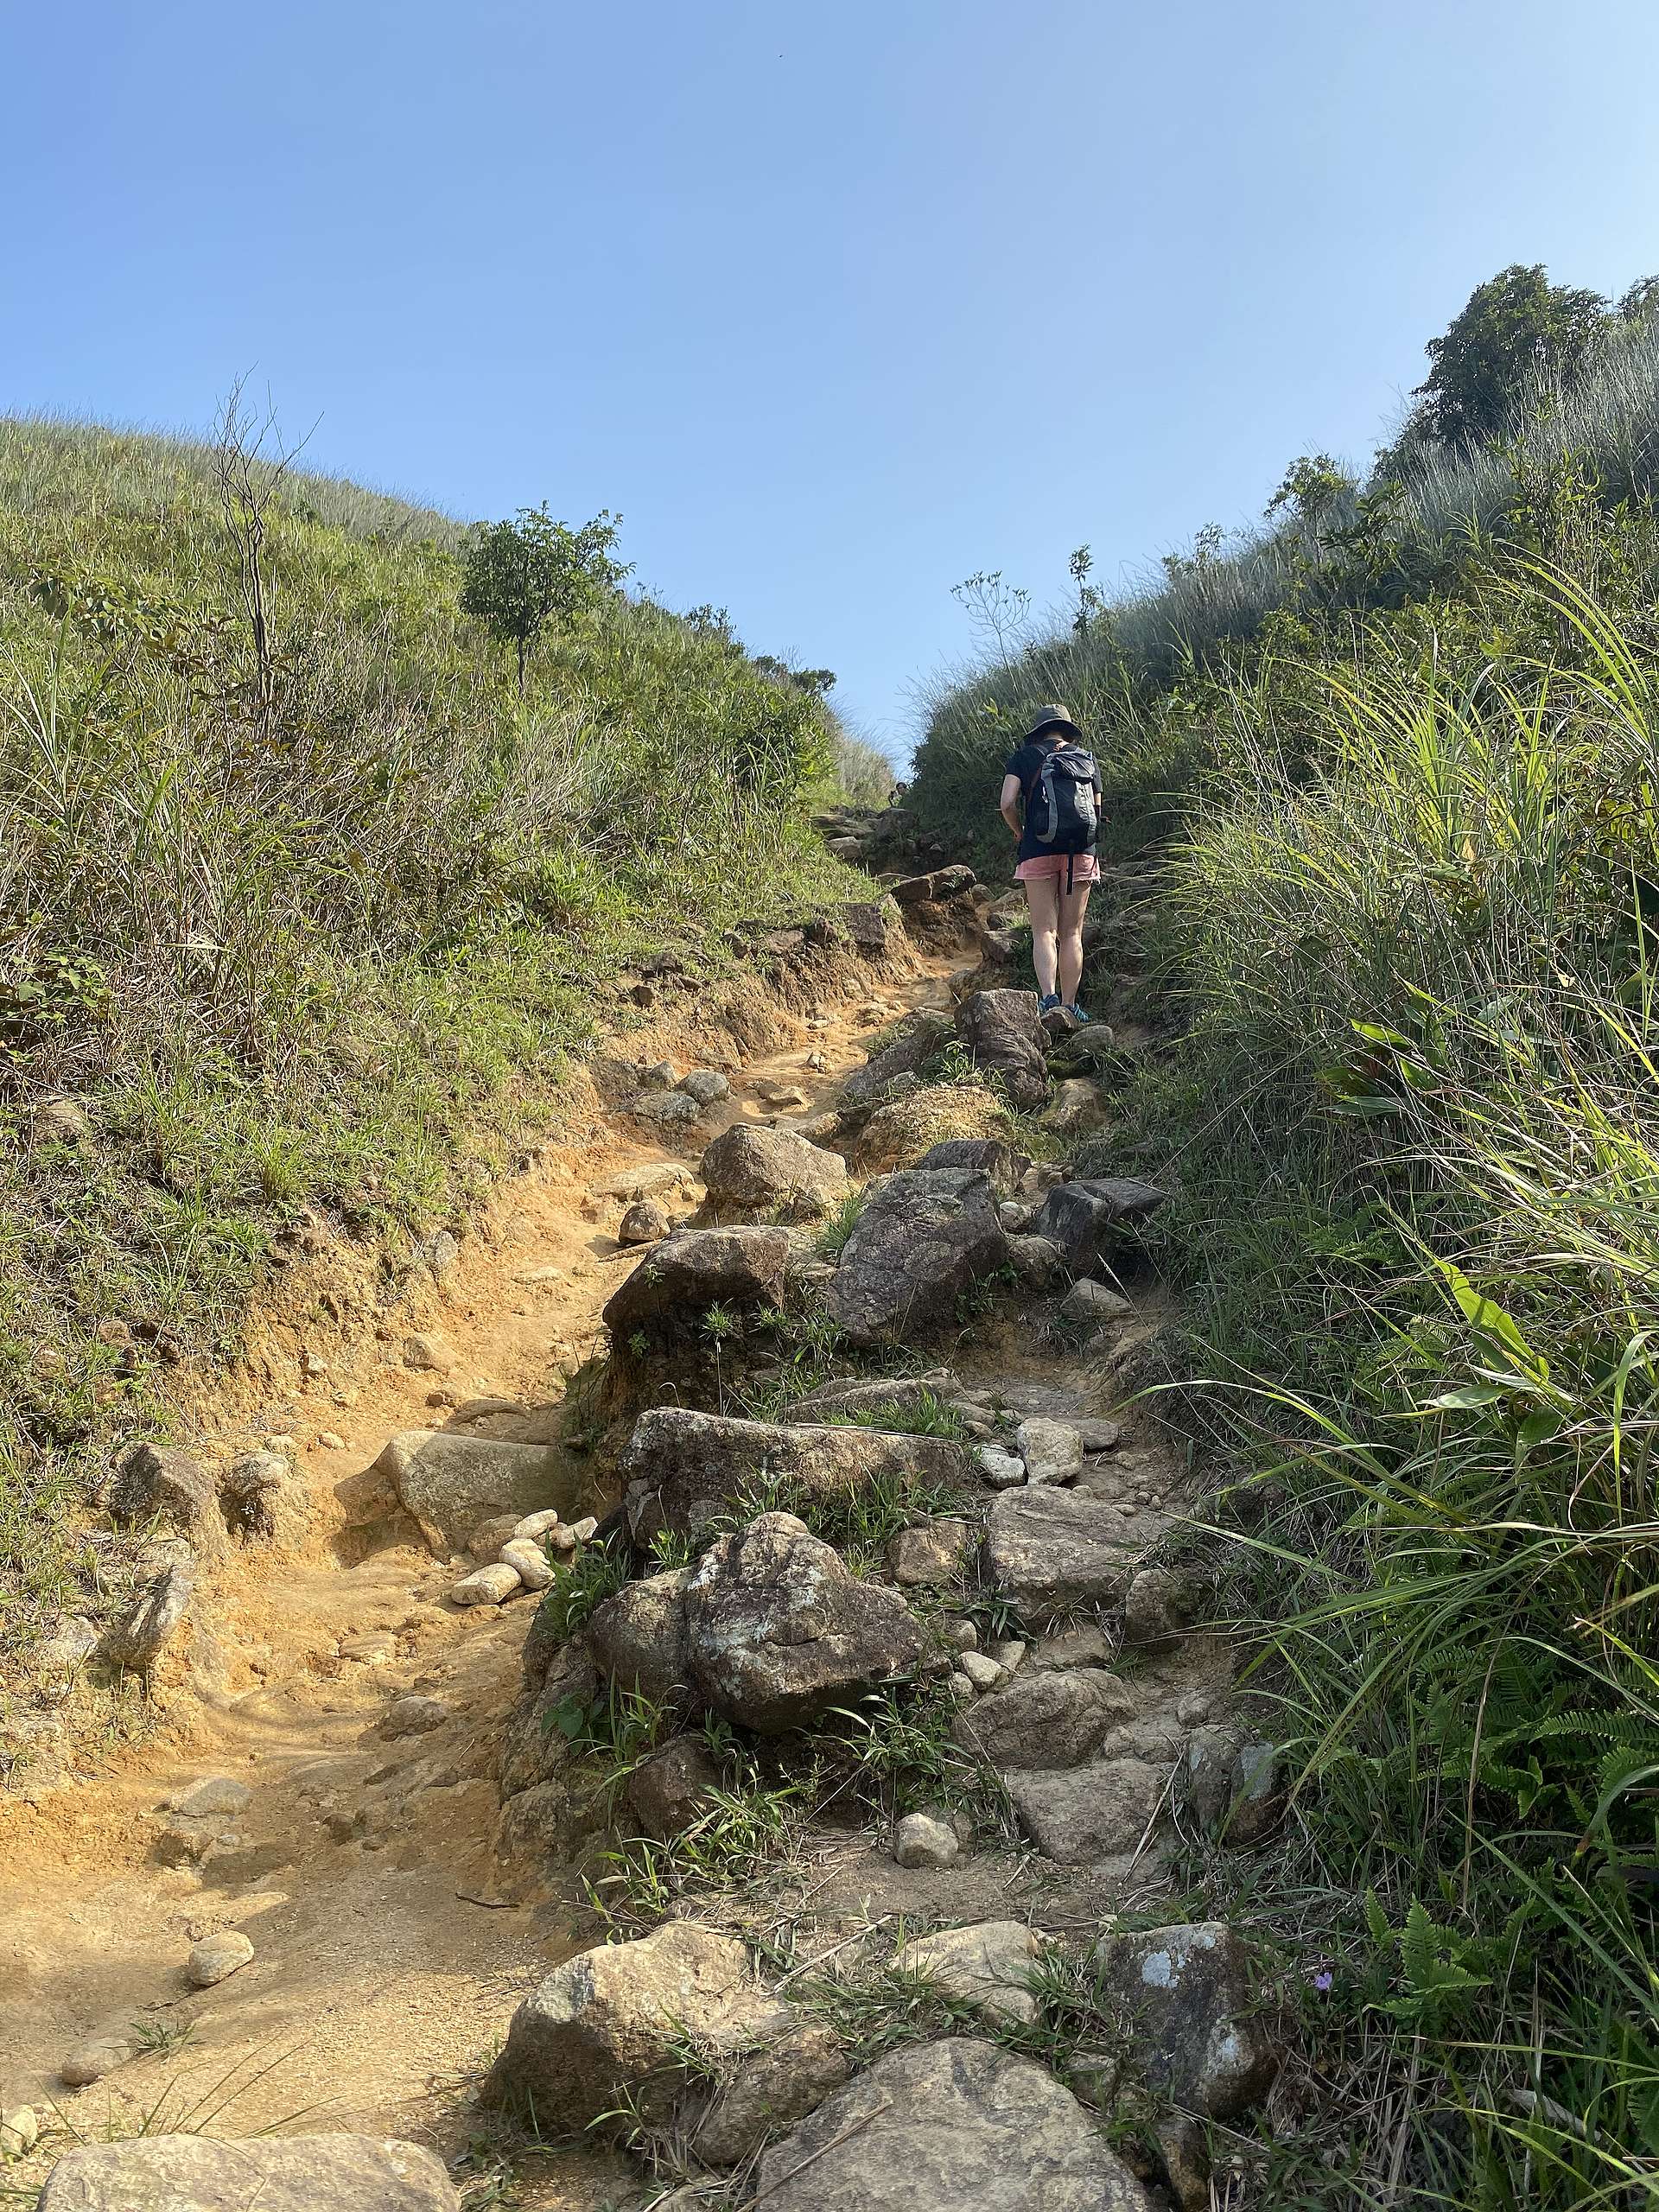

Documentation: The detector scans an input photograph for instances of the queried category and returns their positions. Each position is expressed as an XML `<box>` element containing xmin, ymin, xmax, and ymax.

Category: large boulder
<box><xmin>620</xmin><ymin>1408</ymin><xmax>969</xmax><ymax>1543</ymax></box>
<box><xmin>841</xmin><ymin>1014</ymin><xmax>947</xmax><ymax>1106</ymax></box>
<box><xmin>484</xmin><ymin>1922</ymin><xmax>785</xmax><ymax>2132</ymax></box>
<box><xmin>1027</xmin><ymin>1178</ymin><xmax>1169</xmax><ymax>1272</ymax></box>
<box><xmin>850</xmin><ymin>1084</ymin><xmax>1007</xmax><ymax>1175</ymax></box>
<box><xmin>499</xmin><ymin>1640</ymin><xmax>600</xmax><ymax>1797</ymax></box>
<box><xmin>752</xmin><ymin>2037</ymin><xmax>1154</xmax><ymax>2210</ymax></box>
<box><xmin>109</xmin><ymin>1444</ymin><xmax>223</xmax><ymax>1552</ymax></box>
<box><xmin>952</xmin><ymin>1667</ymin><xmax>1133</xmax><ymax>1770</ymax></box>
<box><xmin>955</xmin><ymin>990</ymin><xmax>1050</xmax><ymax>1109</ymax></box>
<box><xmin>789</xmin><ymin>1370</ymin><xmax>959</xmax><ymax>1421</ymax></box>
<box><xmin>364</xmin><ymin>1431</ymin><xmax>584</xmax><ymax>1556</ymax></box>
<box><xmin>700</xmin><ymin>1125</ymin><xmax>849</xmax><ymax>1224</ymax></box>
<box><xmin>683</xmin><ymin>1512</ymin><xmax>925</xmax><ymax>1732</ymax></box>
<box><xmin>826</xmin><ymin>1169</ymin><xmax>1007</xmax><ymax>1346</ymax></box>
<box><xmin>105</xmin><ymin>1560</ymin><xmax>194</xmax><ymax>1673</ymax></box>
<box><xmin>38</xmin><ymin>2134</ymin><xmax>458</xmax><ymax>2209</ymax></box>
<box><xmin>692</xmin><ymin>2020</ymin><xmax>850</xmax><ymax>2165</ymax></box>
<box><xmin>912</xmin><ymin>1137</ymin><xmax>1016</xmax><ymax>1188</ymax></box>
<box><xmin>983</xmin><ymin>1487</ymin><xmax>1136</xmax><ymax>1620</ymax></box>
<box><xmin>1005</xmin><ymin>1758</ymin><xmax>1168</xmax><ymax>1864</ymax></box>
<box><xmin>1092</xmin><ymin>1923</ymin><xmax>1279</xmax><ymax>2120</ymax></box>
<box><xmin>587</xmin><ymin>1567</ymin><xmax>695</xmax><ymax>1706</ymax></box>
<box><xmin>602</xmin><ymin>1225</ymin><xmax>792</xmax><ymax>1360</ymax></box>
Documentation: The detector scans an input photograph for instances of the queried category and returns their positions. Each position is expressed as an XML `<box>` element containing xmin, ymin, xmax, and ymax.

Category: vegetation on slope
<box><xmin>0</xmin><ymin>412</ymin><xmax>872</xmax><ymax>1669</ymax></box>
<box><xmin>913</xmin><ymin>273</ymin><xmax>1659</xmax><ymax>2204</ymax></box>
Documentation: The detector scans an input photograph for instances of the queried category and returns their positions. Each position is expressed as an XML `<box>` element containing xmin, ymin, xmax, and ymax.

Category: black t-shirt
<box><xmin>1004</xmin><ymin>738</ymin><xmax>1102</xmax><ymax>862</ymax></box>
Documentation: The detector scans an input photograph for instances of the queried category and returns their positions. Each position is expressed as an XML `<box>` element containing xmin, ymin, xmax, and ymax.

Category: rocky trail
<box><xmin>0</xmin><ymin>843</ymin><xmax>1287</xmax><ymax>2212</ymax></box>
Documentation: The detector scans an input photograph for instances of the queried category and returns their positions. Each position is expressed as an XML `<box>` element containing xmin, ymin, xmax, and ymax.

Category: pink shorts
<box><xmin>1014</xmin><ymin>853</ymin><xmax>1100</xmax><ymax>886</ymax></box>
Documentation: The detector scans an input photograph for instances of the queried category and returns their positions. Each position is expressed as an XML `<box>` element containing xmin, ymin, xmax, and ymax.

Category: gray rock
<box><xmin>620</xmin><ymin>1407</ymin><xmax>969</xmax><ymax>1543</ymax></box>
<box><xmin>841</xmin><ymin>1014</ymin><xmax>949</xmax><ymax>1106</ymax></box>
<box><xmin>1005</xmin><ymin>1758</ymin><xmax>1168</xmax><ymax>1863</ymax></box>
<box><xmin>1184</xmin><ymin>1728</ymin><xmax>1281</xmax><ymax>1844</ymax></box>
<box><xmin>106</xmin><ymin>1560</ymin><xmax>194</xmax><ymax>1673</ymax></box>
<box><xmin>1091</xmin><ymin>1922</ymin><xmax>1278</xmax><ymax>2120</ymax></box>
<box><xmin>499</xmin><ymin>1537</ymin><xmax>554</xmax><ymax>1591</ymax></box>
<box><xmin>1031</xmin><ymin>1621</ymin><xmax>1116</xmax><ymax>1671</ymax></box>
<box><xmin>959</xmin><ymin>1649</ymin><xmax>1005</xmax><ymax>1691</ymax></box>
<box><xmin>60</xmin><ymin>2035</ymin><xmax>140</xmax><ymax>2087</ymax></box>
<box><xmin>602</xmin><ymin>1225</ymin><xmax>792</xmax><ymax>1362</ymax></box>
<box><xmin>483</xmin><ymin>1922</ymin><xmax>785</xmax><ymax>2132</ymax></box>
<box><xmin>1005</xmin><ymin>1233</ymin><xmax>1066</xmax><ymax>1288</ymax></box>
<box><xmin>984</xmin><ymin>1487</ymin><xmax>1135</xmax><ymax>1620</ymax></box>
<box><xmin>789</xmin><ymin>1371</ymin><xmax>958</xmax><ymax>1421</ymax></box>
<box><xmin>692</xmin><ymin>2020</ymin><xmax>849</xmax><ymax>2166</ymax></box>
<box><xmin>892</xmin><ymin>1810</ymin><xmax>958</xmax><ymax>1868</ymax></box>
<box><xmin>639</xmin><ymin>1059</ymin><xmax>677</xmax><ymax>1090</ymax></box>
<box><xmin>752</xmin><ymin>2037</ymin><xmax>1154</xmax><ymax>2210</ymax></box>
<box><xmin>955</xmin><ymin>990</ymin><xmax>1051</xmax><ymax>1110</ymax></box>
<box><xmin>1044</xmin><ymin>1077</ymin><xmax>1109</xmax><ymax>1135</ymax></box>
<box><xmin>1122</xmin><ymin>1567</ymin><xmax>1195</xmax><ymax>1649</ymax></box>
<box><xmin>588</xmin><ymin>1567</ymin><xmax>695</xmax><ymax>1707</ymax></box>
<box><xmin>913</xmin><ymin>1137</ymin><xmax>1016</xmax><ymax>1188</ymax></box>
<box><xmin>679</xmin><ymin>1068</ymin><xmax>732</xmax><ymax>1105</ymax></box>
<box><xmin>618</xmin><ymin>1198</ymin><xmax>670</xmax><ymax>1244</ymax></box>
<box><xmin>468</xmin><ymin>1512</ymin><xmax>524</xmax><ymax>1557</ymax></box>
<box><xmin>363</xmin><ymin>1430</ymin><xmax>579</xmax><ymax>1557</ymax></box>
<box><xmin>684</xmin><ymin>1513</ymin><xmax>925</xmax><ymax>1733</ymax></box>
<box><xmin>997</xmin><ymin>1198</ymin><xmax>1032</xmax><ymax>1232</ymax></box>
<box><xmin>110</xmin><ymin>1443</ymin><xmax>222</xmax><ymax>1549</ymax></box>
<box><xmin>188</xmin><ymin>1930</ymin><xmax>254</xmax><ymax>1987</ymax></box>
<box><xmin>1014</xmin><ymin>1417</ymin><xmax>1084</xmax><ymax>1487</ymax></box>
<box><xmin>826</xmin><ymin>1168</ymin><xmax>1007</xmax><ymax>1347</ymax></box>
<box><xmin>0</xmin><ymin>2104</ymin><xmax>38</xmax><ymax>2157</ymax></box>
<box><xmin>499</xmin><ymin>1641</ymin><xmax>599</xmax><ymax>1796</ymax></box>
<box><xmin>892</xmin><ymin>1921</ymin><xmax>1047</xmax><ymax>2025</ymax></box>
<box><xmin>219</xmin><ymin>1449</ymin><xmax>308</xmax><ymax>1545</ymax></box>
<box><xmin>449</xmin><ymin>1561</ymin><xmax>522</xmax><ymax>1606</ymax></box>
<box><xmin>954</xmin><ymin>1667</ymin><xmax>1133</xmax><ymax>1770</ymax></box>
<box><xmin>169</xmin><ymin>1775</ymin><xmax>250</xmax><ymax>1817</ymax></box>
<box><xmin>1059</xmin><ymin>1279</ymin><xmax>1133</xmax><ymax>1329</ymax></box>
<box><xmin>700</xmin><ymin>1124</ymin><xmax>849</xmax><ymax>1224</ymax></box>
<box><xmin>887</xmin><ymin>1518</ymin><xmax>971</xmax><ymax>1586</ymax></box>
<box><xmin>626</xmin><ymin>1736</ymin><xmax>722</xmax><ymax>1839</ymax></box>
<box><xmin>38</xmin><ymin>2133</ymin><xmax>459</xmax><ymax>2208</ymax></box>
<box><xmin>976</xmin><ymin>1446</ymin><xmax>1026</xmax><ymax>1489</ymax></box>
<box><xmin>635</xmin><ymin>1090</ymin><xmax>702</xmax><ymax>1129</ymax></box>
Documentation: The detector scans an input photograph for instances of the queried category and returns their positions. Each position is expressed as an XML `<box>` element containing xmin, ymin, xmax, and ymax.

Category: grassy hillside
<box><xmin>912</xmin><ymin>299</ymin><xmax>1659</xmax><ymax>2201</ymax></box>
<box><xmin>0</xmin><ymin>416</ymin><xmax>866</xmax><ymax>1664</ymax></box>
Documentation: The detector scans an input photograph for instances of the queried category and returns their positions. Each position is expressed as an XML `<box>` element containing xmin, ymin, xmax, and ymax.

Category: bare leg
<box><xmin>1057</xmin><ymin>877</ymin><xmax>1093</xmax><ymax>1007</ymax></box>
<box><xmin>1023</xmin><ymin>874</ymin><xmax>1060</xmax><ymax>998</ymax></box>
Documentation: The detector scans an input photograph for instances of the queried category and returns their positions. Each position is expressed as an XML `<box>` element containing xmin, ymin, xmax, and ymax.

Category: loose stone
<box><xmin>188</xmin><ymin>1929</ymin><xmax>255</xmax><ymax>1986</ymax></box>
<box><xmin>499</xmin><ymin>1537</ymin><xmax>554</xmax><ymax>1590</ymax></box>
<box><xmin>450</xmin><ymin>1562</ymin><xmax>523</xmax><ymax>1606</ymax></box>
<box><xmin>892</xmin><ymin>1810</ymin><xmax>959</xmax><ymax>1868</ymax></box>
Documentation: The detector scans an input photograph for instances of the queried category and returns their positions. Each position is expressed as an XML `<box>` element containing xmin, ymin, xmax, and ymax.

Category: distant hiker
<box><xmin>999</xmin><ymin>702</ymin><xmax>1101</xmax><ymax>1022</ymax></box>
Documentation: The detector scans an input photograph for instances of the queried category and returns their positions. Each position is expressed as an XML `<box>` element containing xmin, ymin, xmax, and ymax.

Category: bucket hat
<box><xmin>1026</xmin><ymin>702</ymin><xmax>1082</xmax><ymax>741</ymax></box>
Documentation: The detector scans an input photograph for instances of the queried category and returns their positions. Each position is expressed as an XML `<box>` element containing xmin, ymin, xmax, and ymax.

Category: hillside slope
<box><xmin>0</xmin><ymin>416</ymin><xmax>866</xmax><ymax>1684</ymax></box>
<box><xmin>908</xmin><ymin>296</ymin><xmax>1659</xmax><ymax>2202</ymax></box>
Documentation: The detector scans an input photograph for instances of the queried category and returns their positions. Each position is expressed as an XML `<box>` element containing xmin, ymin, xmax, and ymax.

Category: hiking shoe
<box><xmin>1065</xmin><ymin>1003</ymin><xmax>1092</xmax><ymax>1024</ymax></box>
<box><xmin>1037</xmin><ymin>992</ymin><xmax>1063</xmax><ymax>1014</ymax></box>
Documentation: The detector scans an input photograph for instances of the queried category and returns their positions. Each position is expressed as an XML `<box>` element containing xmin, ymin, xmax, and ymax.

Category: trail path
<box><xmin>1</xmin><ymin>864</ymin><xmax>1225</xmax><ymax>2209</ymax></box>
<box><xmin>0</xmin><ymin>954</ymin><xmax>963</xmax><ymax>2200</ymax></box>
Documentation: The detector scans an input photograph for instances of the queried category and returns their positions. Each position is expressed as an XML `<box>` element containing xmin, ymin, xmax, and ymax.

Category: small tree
<box><xmin>1412</xmin><ymin>265</ymin><xmax>1608</xmax><ymax>448</ymax></box>
<box><xmin>460</xmin><ymin>505</ymin><xmax>627</xmax><ymax>689</ymax></box>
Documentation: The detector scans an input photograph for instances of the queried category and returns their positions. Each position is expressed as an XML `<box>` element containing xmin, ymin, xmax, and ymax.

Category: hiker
<box><xmin>999</xmin><ymin>702</ymin><xmax>1102</xmax><ymax>1021</ymax></box>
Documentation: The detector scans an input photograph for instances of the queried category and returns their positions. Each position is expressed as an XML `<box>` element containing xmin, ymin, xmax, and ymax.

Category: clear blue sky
<box><xmin>7</xmin><ymin>1</ymin><xmax>1659</xmax><ymax>760</ymax></box>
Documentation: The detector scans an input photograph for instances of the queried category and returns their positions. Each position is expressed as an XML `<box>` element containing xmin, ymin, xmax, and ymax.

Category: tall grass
<box><xmin>1096</xmin><ymin>558</ymin><xmax>1659</xmax><ymax>2204</ymax></box>
<box><xmin>0</xmin><ymin>416</ymin><xmax>861</xmax><ymax>1674</ymax></box>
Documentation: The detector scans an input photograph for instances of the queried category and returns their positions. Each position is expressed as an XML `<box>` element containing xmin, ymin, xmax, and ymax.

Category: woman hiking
<box><xmin>999</xmin><ymin>702</ymin><xmax>1102</xmax><ymax>1022</ymax></box>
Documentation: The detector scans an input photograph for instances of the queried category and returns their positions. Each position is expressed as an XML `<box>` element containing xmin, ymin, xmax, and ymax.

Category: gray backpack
<box><xmin>1032</xmin><ymin>744</ymin><xmax>1098</xmax><ymax>854</ymax></box>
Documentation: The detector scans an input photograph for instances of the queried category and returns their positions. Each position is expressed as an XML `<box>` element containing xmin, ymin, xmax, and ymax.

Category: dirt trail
<box><xmin>0</xmin><ymin>950</ymin><xmax>962</xmax><ymax>2198</ymax></box>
